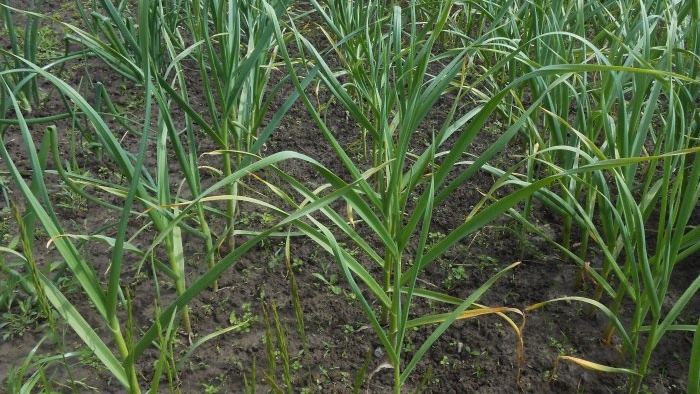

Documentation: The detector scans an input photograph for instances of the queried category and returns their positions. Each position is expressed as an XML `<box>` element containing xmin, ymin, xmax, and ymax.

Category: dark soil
<box><xmin>1</xmin><ymin>2</ymin><xmax>697</xmax><ymax>394</ymax></box>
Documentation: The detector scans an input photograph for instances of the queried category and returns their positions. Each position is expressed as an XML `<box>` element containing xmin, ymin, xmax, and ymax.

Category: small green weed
<box><xmin>443</xmin><ymin>265</ymin><xmax>467</xmax><ymax>290</ymax></box>
<box><xmin>312</xmin><ymin>272</ymin><xmax>342</xmax><ymax>295</ymax></box>
<box><xmin>1</xmin><ymin>298</ymin><xmax>42</xmax><ymax>340</ymax></box>
<box><xmin>229</xmin><ymin>303</ymin><xmax>257</xmax><ymax>333</ymax></box>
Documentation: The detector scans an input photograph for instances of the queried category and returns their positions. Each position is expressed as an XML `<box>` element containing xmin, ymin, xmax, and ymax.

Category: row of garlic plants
<box><xmin>0</xmin><ymin>0</ymin><xmax>697</xmax><ymax>393</ymax></box>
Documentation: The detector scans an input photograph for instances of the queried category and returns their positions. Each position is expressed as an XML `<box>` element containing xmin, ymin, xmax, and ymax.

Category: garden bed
<box><xmin>1</xmin><ymin>1</ymin><xmax>698</xmax><ymax>393</ymax></box>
